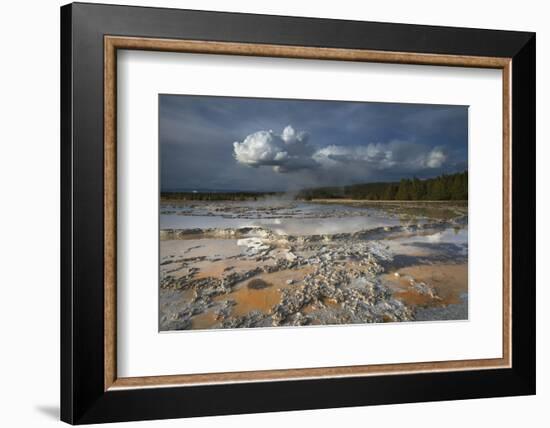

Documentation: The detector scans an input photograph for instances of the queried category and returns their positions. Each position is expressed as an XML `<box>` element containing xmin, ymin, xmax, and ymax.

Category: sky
<box><xmin>160</xmin><ymin>94</ymin><xmax>468</xmax><ymax>192</ymax></box>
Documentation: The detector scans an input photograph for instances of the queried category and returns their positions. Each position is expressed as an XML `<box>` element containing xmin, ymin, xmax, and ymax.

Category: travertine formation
<box><xmin>160</xmin><ymin>216</ymin><xmax>467</xmax><ymax>330</ymax></box>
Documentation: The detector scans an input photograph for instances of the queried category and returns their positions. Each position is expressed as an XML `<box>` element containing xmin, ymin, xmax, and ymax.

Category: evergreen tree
<box><xmin>291</xmin><ymin>171</ymin><xmax>468</xmax><ymax>201</ymax></box>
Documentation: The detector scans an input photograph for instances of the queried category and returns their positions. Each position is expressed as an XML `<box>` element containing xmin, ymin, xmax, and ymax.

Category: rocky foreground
<box><xmin>160</xmin><ymin>216</ymin><xmax>467</xmax><ymax>331</ymax></box>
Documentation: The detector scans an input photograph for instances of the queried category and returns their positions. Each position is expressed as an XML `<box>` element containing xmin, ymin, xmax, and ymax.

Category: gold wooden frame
<box><xmin>104</xmin><ymin>36</ymin><xmax>512</xmax><ymax>391</ymax></box>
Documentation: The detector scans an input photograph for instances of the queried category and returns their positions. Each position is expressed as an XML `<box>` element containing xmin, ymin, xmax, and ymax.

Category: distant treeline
<box><xmin>161</xmin><ymin>191</ymin><xmax>283</xmax><ymax>201</ymax></box>
<box><xmin>161</xmin><ymin>171</ymin><xmax>468</xmax><ymax>202</ymax></box>
<box><xmin>297</xmin><ymin>171</ymin><xmax>468</xmax><ymax>201</ymax></box>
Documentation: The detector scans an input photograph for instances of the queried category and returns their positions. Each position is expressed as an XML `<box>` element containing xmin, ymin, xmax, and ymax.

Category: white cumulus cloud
<box><xmin>233</xmin><ymin>125</ymin><xmax>317</xmax><ymax>172</ymax></box>
<box><xmin>425</xmin><ymin>147</ymin><xmax>447</xmax><ymax>168</ymax></box>
<box><xmin>312</xmin><ymin>144</ymin><xmax>395</xmax><ymax>169</ymax></box>
<box><xmin>233</xmin><ymin>125</ymin><xmax>448</xmax><ymax>175</ymax></box>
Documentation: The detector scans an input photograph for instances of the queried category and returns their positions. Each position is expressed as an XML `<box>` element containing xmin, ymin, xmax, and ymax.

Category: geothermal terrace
<box><xmin>159</xmin><ymin>200</ymin><xmax>468</xmax><ymax>331</ymax></box>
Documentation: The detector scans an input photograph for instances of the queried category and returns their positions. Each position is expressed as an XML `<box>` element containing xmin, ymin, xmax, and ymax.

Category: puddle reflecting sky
<box><xmin>160</xmin><ymin>202</ymin><xmax>421</xmax><ymax>235</ymax></box>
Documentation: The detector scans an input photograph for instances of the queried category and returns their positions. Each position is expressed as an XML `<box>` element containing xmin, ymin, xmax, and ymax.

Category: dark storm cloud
<box><xmin>160</xmin><ymin>95</ymin><xmax>468</xmax><ymax>191</ymax></box>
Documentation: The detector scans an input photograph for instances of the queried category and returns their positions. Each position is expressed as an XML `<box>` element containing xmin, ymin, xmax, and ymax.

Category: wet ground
<box><xmin>159</xmin><ymin>200</ymin><xmax>468</xmax><ymax>331</ymax></box>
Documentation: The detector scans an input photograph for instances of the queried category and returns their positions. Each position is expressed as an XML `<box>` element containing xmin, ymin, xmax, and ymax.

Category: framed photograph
<box><xmin>61</xmin><ymin>2</ymin><xmax>535</xmax><ymax>424</ymax></box>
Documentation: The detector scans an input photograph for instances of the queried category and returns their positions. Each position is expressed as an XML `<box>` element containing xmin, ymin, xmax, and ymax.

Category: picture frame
<box><xmin>61</xmin><ymin>2</ymin><xmax>535</xmax><ymax>424</ymax></box>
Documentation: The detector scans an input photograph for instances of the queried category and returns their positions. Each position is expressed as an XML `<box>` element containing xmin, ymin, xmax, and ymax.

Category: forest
<box><xmin>161</xmin><ymin>171</ymin><xmax>468</xmax><ymax>202</ymax></box>
<box><xmin>297</xmin><ymin>171</ymin><xmax>468</xmax><ymax>201</ymax></box>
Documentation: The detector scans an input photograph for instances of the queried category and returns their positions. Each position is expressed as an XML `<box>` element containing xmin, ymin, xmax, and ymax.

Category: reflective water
<box><xmin>161</xmin><ymin>201</ymin><xmax>411</xmax><ymax>235</ymax></box>
<box><xmin>387</xmin><ymin>227</ymin><xmax>468</xmax><ymax>259</ymax></box>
